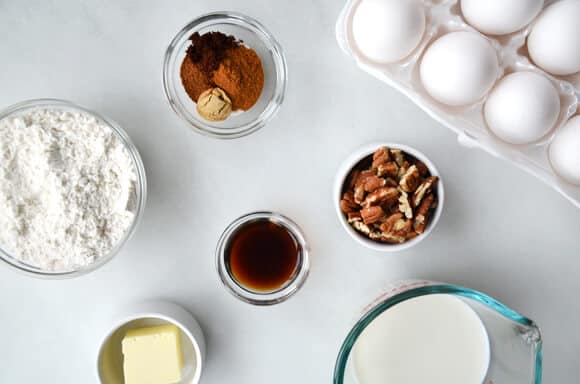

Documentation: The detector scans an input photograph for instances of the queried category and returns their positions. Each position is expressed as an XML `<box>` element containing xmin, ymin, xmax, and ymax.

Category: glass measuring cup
<box><xmin>334</xmin><ymin>280</ymin><xmax>542</xmax><ymax>384</ymax></box>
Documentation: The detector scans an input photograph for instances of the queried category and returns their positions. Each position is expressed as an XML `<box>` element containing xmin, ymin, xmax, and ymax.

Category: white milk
<box><xmin>353</xmin><ymin>294</ymin><xmax>490</xmax><ymax>384</ymax></box>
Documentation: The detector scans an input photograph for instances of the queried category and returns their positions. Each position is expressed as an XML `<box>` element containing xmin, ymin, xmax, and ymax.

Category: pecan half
<box><xmin>363</xmin><ymin>187</ymin><xmax>399</xmax><ymax>208</ymax></box>
<box><xmin>372</xmin><ymin>147</ymin><xmax>390</xmax><ymax>169</ymax></box>
<box><xmin>353</xmin><ymin>170</ymin><xmax>375</xmax><ymax>204</ymax></box>
<box><xmin>414</xmin><ymin>193</ymin><xmax>435</xmax><ymax>234</ymax></box>
<box><xmin>377</xmin><ymin>161</ymin><xmax>399</xmax><ymax>178</ymax></box>
<box><xmin>413</xmin><ymin>215</ymin><xmax>426</xmax><ymax>233</ymax></box>
<box><xmin>415</xmin><ymin>160</ymin><xmax>429</xmax><ymax>176</ymax></box>
<box><xmin>413</xmin><ymin>176</ymin><xmax>438</xmax><ymax>207</ymax></box>
<box><xmin>361</xmin><ymin>206</ymin><xmax>385</xmax><ymax>224</ymax></box>
<box><xmin>340</xmin><ymin>192</ymin><xmax>359</xmax><ymax>213</ymax></box>
<box><xmin>379</xmin><ymin>234</ymin><xmax>405</xmax><ymax>244</ymax></box>
<box><xmin>354</xmin><ymin>184</ymin><xmax>365</xmax><ymax>205</ymax></box>
<box><xmin>379</xmin><ymin>212</ymin><xmax>403</xmax><ymax>232</ymax></box>
<box><xmin>398</xmin><ymin>190</ymin><xmax>413</xmax><ymax>219</ymax></box>
<box><xmin>364</xmin><ymin>175</ymin><xmax>386</xmax><ymax>193</ymax></box>
<box><xmin>398</xmin><ymin>160</ymin><xmax>410</xmax><ymax>179</ymax></box>
<box><xmin>399</xmin><ymin>165</ymin><xmax>421</xmax><ymax>192</ymax></box>
<box><xmin>355</xmin><ymin>169</ymin><xmax>375</xmax><ymax>183</ymax></box>
<box><xmin>379</xmin><ymin>213</ymin><xmax>411</xmax><ymax>243</ymax></box>
<box><xmin>390</xmin><ymin>149</ymin><xmax>405</xmax><ymax>167</ymax></box>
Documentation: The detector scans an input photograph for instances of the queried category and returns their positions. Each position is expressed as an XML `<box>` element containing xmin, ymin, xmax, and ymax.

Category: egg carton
<box><xmin>336</xmin><ymin>0</ymin><xmax>580</xmax><ymax>208</ymax></box>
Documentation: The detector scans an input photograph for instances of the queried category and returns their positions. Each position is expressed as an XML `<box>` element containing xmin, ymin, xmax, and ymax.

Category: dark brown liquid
<box><xmin>226</xmin><ymin>220</ymin><xmax>299</xmax><ymax>292</ymax></box>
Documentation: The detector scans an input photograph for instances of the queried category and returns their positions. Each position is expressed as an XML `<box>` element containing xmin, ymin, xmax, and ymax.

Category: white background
<box><xmin>0</xmin><ymin>0</ymin><xmax>579</xmax><ymax>383</ymax></box>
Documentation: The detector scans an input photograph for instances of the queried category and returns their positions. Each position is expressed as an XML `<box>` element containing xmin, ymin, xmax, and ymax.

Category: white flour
<box><xmin>0</xmin><ymin>108</ymin><xmax>138</xmax><ymax>272</ymax></box>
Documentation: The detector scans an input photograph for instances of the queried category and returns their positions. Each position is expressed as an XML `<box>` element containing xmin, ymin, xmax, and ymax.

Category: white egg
<box><xmin>420</xmin><ymin>32</ymin><xmax>499</xmax><ymax>106</ymax></box>
<box><xmin>484</xmin><ymin>72</ymin><xmax>560</xmax><ymax>145</ymax></box>
<box><xmin>461</xmin><ymin>0</ymin><xmax>543</xmax><ymax>35</ymax></box>
<box><xmin>352</xmin><ymin>0</ymin><xmax>425</xmax><ymax>63</ymax></box>
<box><xmin>528</xmin><ymin>0</ymin><xmax>580</xmax><ymax>76</ymax></box>
<box><xmin>550</xmin><ymin>116</ymin><xmax>580</xmax><ymax>185</ymax></box>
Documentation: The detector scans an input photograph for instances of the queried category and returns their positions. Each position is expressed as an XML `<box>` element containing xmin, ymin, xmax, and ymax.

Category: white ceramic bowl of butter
<box><xmin>97</xmin><ymin>301</ymin><xmax>205</xmax><ymax>384</ymax></box>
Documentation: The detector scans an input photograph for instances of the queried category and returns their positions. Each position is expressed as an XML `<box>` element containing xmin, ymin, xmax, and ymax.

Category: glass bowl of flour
<box><xmin>0</xmin><ymin>99</ymin><xmax>146</xmax><ymax>278</ymax></box>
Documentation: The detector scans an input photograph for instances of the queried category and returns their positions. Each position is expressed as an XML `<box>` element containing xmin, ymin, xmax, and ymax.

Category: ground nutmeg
<box><xmin>180</xmin><ymin>31</ymin><xmax>264</xmax><ymax>112</ymax></box>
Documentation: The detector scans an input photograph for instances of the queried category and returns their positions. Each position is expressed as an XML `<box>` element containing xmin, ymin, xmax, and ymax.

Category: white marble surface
<box><xmin>0</xmin><ymin>0</ymin><xmax>578</xmax><ymax>383</ymax></box>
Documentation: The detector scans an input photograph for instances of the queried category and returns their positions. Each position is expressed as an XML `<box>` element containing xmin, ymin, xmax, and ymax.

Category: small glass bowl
<box><xmin>216</xmin><ymin>212</ymin><xmax>310</xmax><ymax>305</ymax></box>
<box><xmin>163</xmin><ymin>12</ymin><xmax>287</xmax><ymax>139</ymax></box>
<box><xmin>0</xmin><ymin>99</ymin><xmax>147</xmax><ymax>279</ymax></box>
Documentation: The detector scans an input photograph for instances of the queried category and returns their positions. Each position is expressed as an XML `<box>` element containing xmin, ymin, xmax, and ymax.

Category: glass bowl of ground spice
<box><xmin>163</xmin><ymin>12</ymin><xmax>287</xmax><ymax>139</ymax></box>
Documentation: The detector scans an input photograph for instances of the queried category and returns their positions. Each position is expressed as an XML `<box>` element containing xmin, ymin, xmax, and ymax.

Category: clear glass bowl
<box><xmin>0</xmin><ymin>99</ymin><xmax>147</xmax><ymax>278</ymax></box>
<box><xmin>163</xmin><ymin>12</ymin><xmax>287</xmax><ymax>139</ymax></box>
<box><xmin>216</xmin><ymin>212</ymin><xmax>310</xmax><ymax>305</ymax></box>
<box><xmin>334</xmin><ymin>281</ymin><xmax>543</xmax><ymax>384</ymax></box>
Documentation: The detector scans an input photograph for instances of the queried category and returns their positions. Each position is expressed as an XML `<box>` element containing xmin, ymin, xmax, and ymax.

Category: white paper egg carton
<box><xmin>336</xmin><ymin>0</ymin><xmax>580</xmax><ymax>208</ymax></box>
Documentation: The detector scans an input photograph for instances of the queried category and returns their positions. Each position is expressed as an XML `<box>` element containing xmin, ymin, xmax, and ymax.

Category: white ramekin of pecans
<box><xmin>334</xmin><ymin>143</ymin><xmax>444</xmax><ymax>251</ymax></box>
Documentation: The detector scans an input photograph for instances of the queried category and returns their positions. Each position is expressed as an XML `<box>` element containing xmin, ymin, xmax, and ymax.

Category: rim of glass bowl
<box><xmin>216</xmin><ymin>211</ymin><xmax>310</xmax><ymax>305</ymax></box>
<box><xmin>0</xmin><ymin>99</ymin><xmax>147</xmax><ymax>279</ymax></box>
<box><xmin>163</xmin><ymin>12</ymin><xmax>288</xmax><ymax>139</ymax></box>
<box><xmin>332</xmin><ymin>284</ymin><xmax>542</xmax><ymax>384</ymax></box>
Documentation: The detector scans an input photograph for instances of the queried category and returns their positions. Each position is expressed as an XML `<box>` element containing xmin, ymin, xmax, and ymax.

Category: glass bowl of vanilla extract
<box><xmin>216</xmin><ymin>211</ymin><xmax>310</xmax><ymax>305</ymax></box>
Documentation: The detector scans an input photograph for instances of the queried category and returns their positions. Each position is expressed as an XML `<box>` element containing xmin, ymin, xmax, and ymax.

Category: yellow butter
<box><xmin>122</xmin><ymin>324</ymin><xmax>183</xmax><ymax>384</ymax></box>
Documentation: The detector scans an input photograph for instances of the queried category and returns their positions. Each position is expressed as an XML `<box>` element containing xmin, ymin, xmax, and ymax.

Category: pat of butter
<box><xmin>122</xmin><ymin>324</ymin><xmax>183</xmax><ymax>384</ymax></box>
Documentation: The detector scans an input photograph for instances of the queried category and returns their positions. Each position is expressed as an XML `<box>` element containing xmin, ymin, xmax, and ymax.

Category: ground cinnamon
<box><xmin>180</xmin><ymin>59</ymin><xmax>212</xmax><ymax>102</ymax></box>
<box><xmin>180</xmin><ymin>31</ymin><xmax>264</xmax><ymax>112</ymax></box>
<box><xmin>213</xmin><ymin>46</ymin><xmax>264</xmax><ymax>111</ymax></box>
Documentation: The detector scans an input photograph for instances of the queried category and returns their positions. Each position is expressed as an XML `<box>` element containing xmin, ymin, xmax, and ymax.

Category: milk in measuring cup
<box><xmin>353</xmin><ymin>294</ymin><xmax>490</xmax><ymax>384</ymax></box>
